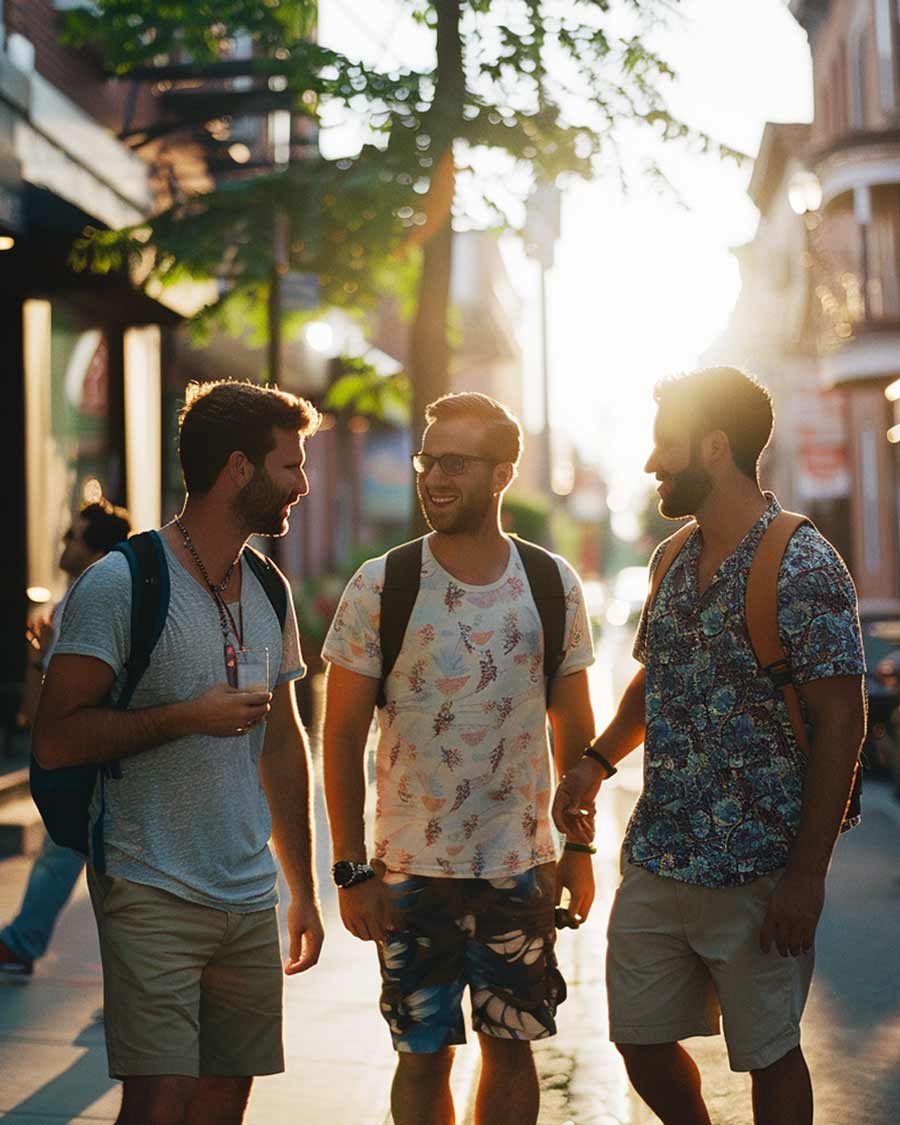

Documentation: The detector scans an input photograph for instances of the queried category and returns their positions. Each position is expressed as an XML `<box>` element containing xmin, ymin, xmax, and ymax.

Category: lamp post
<box><xmin>525</xmin><ymin>183</ymin><xmax>561</xmax><ymax>496</ymax></box>
<box><xmin>788</xmin><ymin>168</ymin><xmax>824</xmax><ymax>341</ymax></box>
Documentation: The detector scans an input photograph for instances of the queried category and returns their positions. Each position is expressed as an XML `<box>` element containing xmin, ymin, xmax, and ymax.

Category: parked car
<box><xmin>857</xmin><ymin>600</ymin><xmax>900</xmax><ymax>778</ymax></box>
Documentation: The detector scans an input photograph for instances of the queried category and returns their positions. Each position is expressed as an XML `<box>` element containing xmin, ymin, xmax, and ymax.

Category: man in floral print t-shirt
<box><xmin>322</xmin><ymin>392</ymin><xmax>595</xmax><ymax>1125</ymax></box>
<box><xmin>325</xmin><ymin>534</ymin><xmax>592</xmax><ymax>879</ymax></box>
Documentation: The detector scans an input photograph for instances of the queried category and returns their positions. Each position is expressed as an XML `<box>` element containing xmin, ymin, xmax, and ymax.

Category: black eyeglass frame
<box><xmin>411</xmin><ymin>452</ymin><xmax>500</xmax><ymax>476</ymax></box>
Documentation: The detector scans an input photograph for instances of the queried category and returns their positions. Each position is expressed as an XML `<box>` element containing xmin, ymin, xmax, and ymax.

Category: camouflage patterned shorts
<box><xmin>377</xmin><ymin>862</ymin><xmax>566</xmax><ymax>1053</ymax></box>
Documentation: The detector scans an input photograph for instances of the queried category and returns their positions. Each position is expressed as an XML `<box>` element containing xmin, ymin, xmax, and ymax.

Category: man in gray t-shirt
<box><xmin>33</xmin><ymin>380</ymin><xmax>324</xmax><ymax>1125</ymax></box>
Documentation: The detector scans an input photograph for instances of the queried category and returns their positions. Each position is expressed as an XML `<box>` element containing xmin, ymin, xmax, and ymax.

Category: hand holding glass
<box><xmin>235</xmin><ymin>648</ymin><xmax>269</xmax><ymax>693</ymax></box>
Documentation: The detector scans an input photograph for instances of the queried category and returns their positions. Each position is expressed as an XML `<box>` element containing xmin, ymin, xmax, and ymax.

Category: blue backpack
<box><xmin>29</xmin><ymin>530</ymin><xmax>288</xmax><ymax>872</ymax></box>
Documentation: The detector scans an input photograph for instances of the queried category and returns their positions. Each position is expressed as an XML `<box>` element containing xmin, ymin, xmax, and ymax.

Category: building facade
<box><xmin>0</xmin><ymin>2</ymin><xmax>189</xmax><ymax>738</ymax></box>
<box><xmin>713</xmin><ymin>2</ymin><xmax>900</xmax><ymax>598</ymax></box>
<box><xmin>791</xmin><ymin>0</ymin><xmax>900</xmax><ymax>597</ymax></box>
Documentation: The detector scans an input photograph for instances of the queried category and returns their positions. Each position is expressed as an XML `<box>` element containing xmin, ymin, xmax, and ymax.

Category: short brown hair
<box><xmin>424</xmin><ymin>392</ymin><xmax>522</xmax><ymax>465</ymax></box>
<box><xmin>654</xmin><ymin>366</ymin><xmax>773</xmax><ymax>480</ymax></box>
<box><xmin>178</xmin><ymin>380</ymin><xmax>320</xmax><ymax>493</ymax></box>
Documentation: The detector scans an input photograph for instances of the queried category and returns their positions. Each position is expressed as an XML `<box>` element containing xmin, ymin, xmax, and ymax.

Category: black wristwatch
<box><xmin>332</xmin><ymin>860</ymin><xmax>377</xmax><ymax>889</ymax></box>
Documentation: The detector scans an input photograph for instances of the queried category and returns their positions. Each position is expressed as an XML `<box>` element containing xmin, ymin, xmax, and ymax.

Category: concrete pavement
<box><xmin>0</xmin><ymin>650</ymin><xmax>635</xmax><ymax>1124</ymax></box>
<box><xmin>0</xmin><ymin>762</ymin><xmax>670</xmax><ymax>1125</ymax></box>
<box><xmin>3</xmin><ymin>634</ymin><xmax>899</xmax><ymax>1123</ymax></box>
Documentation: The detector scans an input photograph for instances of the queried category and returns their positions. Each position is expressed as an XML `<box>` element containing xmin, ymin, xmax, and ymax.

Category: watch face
<box><xmin>332</xmin><ymin>861</ymin><xmax>356</xmax><ymax>887</ymax></box>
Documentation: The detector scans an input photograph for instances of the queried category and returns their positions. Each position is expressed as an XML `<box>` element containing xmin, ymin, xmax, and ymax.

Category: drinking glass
<box><xmin>235</xmin><ymin>647</ymin><xmax>269</xmax><ymax>692</ymax></box>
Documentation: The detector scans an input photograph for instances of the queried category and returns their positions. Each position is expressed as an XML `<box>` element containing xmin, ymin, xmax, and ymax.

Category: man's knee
<box><xmin>190</xmin><ymin>1075</ymin><xmax>253</xmax><ymax>1121</ymax></box>
<box><xmin>478</xmin><ymin>1034</ymin><xmax>535</xmax><ymax>1073</ymax></box>
<box><xmin>396</xmin><ymin>1046</ymin><xmax>455</xmax><ymax>1081</ymax></box>
<box><xmin>616</xmin><ymin>1042</ymin><xmax>677</xmax><ymax>1082</ymax></box>
<box><xmin>750</xmin><ymin>1043</ymin><xmax>806</xmax><ymax>1082</ymax></box>
<box><xmin>118</xmin><ymin>1075</ymin><xmax>195</xmax><ymax>1125</ymax></box>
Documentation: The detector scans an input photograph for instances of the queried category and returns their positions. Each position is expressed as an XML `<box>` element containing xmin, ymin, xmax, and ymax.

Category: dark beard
<box><xmin>417</xmin><ymin>478</ymin><xmax>494</xmax><ymax>535</ymax></box>
<box><xmin>233</xmin><ymin>466</ymin><xmax>291</xmax><ymax>536</ymax></box>
<box><xmin>659</xmin><ymin>452</ymin><xmax>713</xmax><ymax>519</ymax></box>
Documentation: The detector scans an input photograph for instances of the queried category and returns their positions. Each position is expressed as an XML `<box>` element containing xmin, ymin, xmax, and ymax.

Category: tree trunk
<box><xmin>408</xmin><ymin>0</ymin><xmax>463</xmax><ymax>534</ymax></box>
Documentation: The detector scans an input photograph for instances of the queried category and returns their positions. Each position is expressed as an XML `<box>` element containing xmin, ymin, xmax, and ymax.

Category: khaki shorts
<box><xmin>88</xmin><ymin>868</ymin><xmax>284</xmax><ymax>1078</ymax></box>
<box><xmin>607</xmin><ymin>862</ymin><xmax>814</xmax><ymax>1072</ymax></box>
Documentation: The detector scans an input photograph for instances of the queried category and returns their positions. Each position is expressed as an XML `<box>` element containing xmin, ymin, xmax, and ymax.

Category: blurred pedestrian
<box><xmin>0</xmin><ymin>499</ymin><xmax>131</xmax><ymax>977</ymax></box>
<box><xmin>32</xmin><ymin>380</ymin><xmax>324</xmax><ymax>1125</ymax></box>
<box><xmin>554</xmin><ymin>366</ymin><xmax>866</xmax><ymax>1125</ymax></box>
<box><xmin>322</xmin><ymin>392</ymin><xmax>596</xmax><ymax>1125</ymax></box>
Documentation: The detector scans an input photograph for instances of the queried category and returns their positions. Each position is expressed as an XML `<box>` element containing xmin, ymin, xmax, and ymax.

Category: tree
<box><xmin>67</xmin><ymin>1</ymin><xmax>738</xmax><ymax>439</ymax></box>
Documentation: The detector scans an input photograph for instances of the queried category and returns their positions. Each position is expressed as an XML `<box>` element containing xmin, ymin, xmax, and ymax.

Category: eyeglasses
<box><xmin>411</xmin><ymin>452</ymin><xmax>497</xmax><ymax>477</ymax></box>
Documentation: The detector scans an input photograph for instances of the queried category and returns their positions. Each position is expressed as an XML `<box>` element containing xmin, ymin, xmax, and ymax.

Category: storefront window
<box><xmin>25</xmin><ymin>298</ymin><xmax>121</xmax><ymax>594</ymax></box>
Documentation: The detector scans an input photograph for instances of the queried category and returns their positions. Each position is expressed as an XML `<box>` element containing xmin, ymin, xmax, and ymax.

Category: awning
<box><xmin>0</xmin><ymin>185</ymin><xmax>181</xmax><ymax>326</ymax></box>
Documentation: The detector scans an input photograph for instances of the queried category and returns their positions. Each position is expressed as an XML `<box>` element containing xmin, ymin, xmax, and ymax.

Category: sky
<box><xmin>317</xmin><ymin>0</ymin><xmax>814</xmax><ymax>499</ymax></box>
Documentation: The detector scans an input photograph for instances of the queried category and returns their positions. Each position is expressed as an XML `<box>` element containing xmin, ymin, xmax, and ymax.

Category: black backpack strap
<box><xmin>93</xmin><ymin>530</ymin><xmax>169</xmax><ymax>870</ymax></box>
<box><xmin>511</xmin><ymin>537</ymin><xmax>567</xmax><ymax>689</ymax></box>
<box><xmin>113</xmin><ymin>531</ymin><xmax>170</xmax><ymax>711</ymax></box>
<box><xmin>377</xmin><ymin>538</ymin><xmax>424</xmax><ymax>709</ymax></box>
<box><xmin>244</xmin><ymin>547</ymin><xmax>289</xmax><ymax>630</ymax></box>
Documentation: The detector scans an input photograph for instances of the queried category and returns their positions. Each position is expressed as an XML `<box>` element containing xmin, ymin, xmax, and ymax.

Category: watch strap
<box><xmin>584</xmin><ymin>746</ymin><xmax>617</xmax><ymax>778</ymax></box>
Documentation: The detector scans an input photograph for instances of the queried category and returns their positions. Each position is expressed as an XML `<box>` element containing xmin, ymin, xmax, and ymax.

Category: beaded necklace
<box><xmin>175</xmin><ymin>516</ymin><xmax>244</xmax><ymax>685</ymax></box>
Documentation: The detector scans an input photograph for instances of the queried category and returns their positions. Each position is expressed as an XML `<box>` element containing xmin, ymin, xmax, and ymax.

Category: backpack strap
<box><xmin>377</xmin><ymin>538</ymin><xmax>425</xmax><ymax>709</ymax></box>
<box><xmin>745</xmin><ymin>511</ymin><xmax>811</xmax><ymax>753</ymax></box>
<box><xmin>93</xmin><ymin>530</ymin><xmax>170</xmax><ymax>871</ymax></box>
<box><xmin>646</xmin><ymin>521</ymin><xmax>696</xmax><ymax>612</ymax></box>
<box><xmin>244</xmin><ymin>546</ymin><xmax>289</xmax><ymax>631</ymax></box>
<box><xmin>744</xmin><ymin>511</ymin><xmax>861</xmax><ymax>829</ymax></box>
<box><xmin>510</xmin><ymin>537</ymin><xmax>567</xmax><ymax>689</ymax></box>
<box><xmin>113</xmin><ymin>531</ymin><xmax>170</xmax><ymax>712</ymax></box>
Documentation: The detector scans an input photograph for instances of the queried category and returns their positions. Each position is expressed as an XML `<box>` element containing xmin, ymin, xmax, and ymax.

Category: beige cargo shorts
<box><xmin>606</xmin><ymin>861</ymin><xmax>814</xmax><ymax>1072</ymax></box>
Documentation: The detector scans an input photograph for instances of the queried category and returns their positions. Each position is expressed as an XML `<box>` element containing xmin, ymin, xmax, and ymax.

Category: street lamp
<box><xmin>788</xmin><ymin>170</ymin><xmax>823</xmax><ymax>216</ymax></box>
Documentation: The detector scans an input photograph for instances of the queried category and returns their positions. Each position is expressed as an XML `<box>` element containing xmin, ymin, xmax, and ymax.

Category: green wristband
<box><xmin>564</xmin><ymin>841</ymin><xmax>597</xmax><ymax>855</ymax></box>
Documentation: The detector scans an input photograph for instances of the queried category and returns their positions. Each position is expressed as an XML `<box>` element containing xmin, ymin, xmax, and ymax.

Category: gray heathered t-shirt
<box><xmin>53</xmin><ymin>536</ymin><xmax>305</xmax><ymax>912</ymax></box>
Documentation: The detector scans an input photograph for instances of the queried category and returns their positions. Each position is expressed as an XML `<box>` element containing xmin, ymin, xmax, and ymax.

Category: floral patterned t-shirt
<box><xmin>627</xmin><ymin>496</ymin><xmax>864</xmax><ymax>888</ymax></box>
<box><xmin>322</xmin><ymin>536</ymin><xmax>595</xmax><ymax>878</ymax></box>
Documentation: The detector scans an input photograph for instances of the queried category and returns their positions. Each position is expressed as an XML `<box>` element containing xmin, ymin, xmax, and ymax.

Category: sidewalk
<box><xmin>0</xmin><ymin>787</ymin><xmax>640</xmax><ymax>1125</ymax></box>
<box><xmin>0</xmin><ymin>651</ymin><xmax>643</xmax><ymax>1123</ymax></box>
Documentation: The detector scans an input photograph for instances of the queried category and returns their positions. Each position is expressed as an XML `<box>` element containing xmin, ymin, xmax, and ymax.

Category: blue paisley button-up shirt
<box><xmin>626</xmin><ymin>495</ymin><xmax>864</xmax><ymax>888</ymax></box>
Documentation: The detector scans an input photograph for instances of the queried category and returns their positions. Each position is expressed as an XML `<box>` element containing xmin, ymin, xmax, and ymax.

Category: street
<box><xmin>1</xmin><ymin>631</ymin><xmax>899</xmax><ymax>1123</ymax></box>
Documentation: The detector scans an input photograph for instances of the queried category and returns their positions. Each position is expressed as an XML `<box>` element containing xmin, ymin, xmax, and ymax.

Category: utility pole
<box><xmin>268</xmin><ymin>209</ymin><xmax>290</xmax><ymax>385</ymax></box>
<box><xmin>525</xmin><ymin>182</ymin><xmax>562</xmax><ymax>494</ymax></box>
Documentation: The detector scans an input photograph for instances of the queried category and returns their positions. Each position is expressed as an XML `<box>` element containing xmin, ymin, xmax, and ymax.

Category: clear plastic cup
<box><xmin>235</xmin><ymin>648</ymin><xmax>269</xmax><ymax>693</ymax></box>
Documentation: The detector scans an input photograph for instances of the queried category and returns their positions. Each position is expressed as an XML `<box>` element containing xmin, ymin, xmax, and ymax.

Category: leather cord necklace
<box><xmin>175</xmin><ymin>517</ymin><xmax>244</xmax><ymax>685</ymax></box>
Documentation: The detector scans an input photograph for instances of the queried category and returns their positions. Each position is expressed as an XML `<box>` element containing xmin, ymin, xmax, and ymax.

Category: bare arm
<box><xmin>260</xmin><ymin>682</ymin><xmax>323</xmax><ymax>974</ymax></box>
<box><xmin>322</xmin><ymin>663</ymin><xmax>378</xmax><ymax>863</ymax></box>
<box><xmin>547</xmin><ymin>669</ymin><xmax>597</xmax><ymax>922</ymax></box>
<box><xmin>552</xmin><ymin>666</ymin><xmax>646</xmax><ymax>837</ymax></box>
<box><xmin>33</xmin><ymin>654</ymin><xmax>272</xmax><ymax>769</ymax></box>
<box><xmin>322</xmin><ymin>662</ymin><xmax>392</xmax><ymax>942</ymax></box>
<box><xmin>760</xmin><ymin>674</ymin><xmax>865</xmax><ymax>956</ymax></box>
<box><xmin>548</xmin><ymin>669</ymin><xmax>596</xmax><ymax>777</ymax></box>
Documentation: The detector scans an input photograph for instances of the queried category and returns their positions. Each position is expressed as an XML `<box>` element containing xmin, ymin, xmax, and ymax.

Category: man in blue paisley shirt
<box><xmin>554</xmin><ymin>367</ymin><xmax>865</xmax><ymax>1125</ymax></box>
